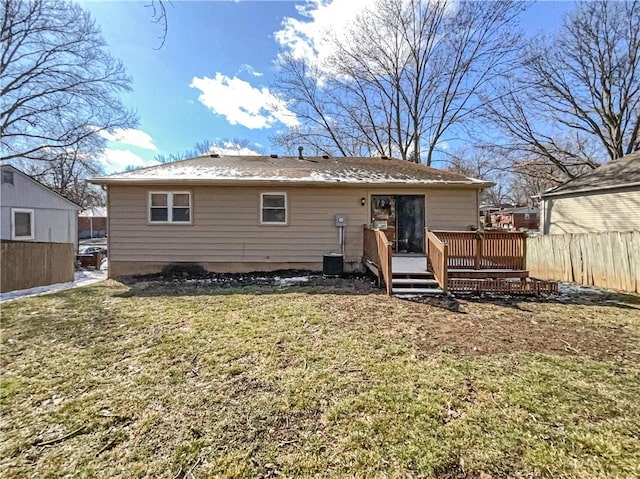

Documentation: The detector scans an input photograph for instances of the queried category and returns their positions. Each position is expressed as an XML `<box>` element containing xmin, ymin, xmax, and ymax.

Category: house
<box><xmin>479</xmin><ymin>203</ymin><xmax>509</xmax><ymax>227</ymax></box>
<box><xmin>89</xmin><ymin>155</ymin><xmax>493</xmax><ymax>278</ymax></box>
<box><xmin>1</xmin><ymin>165</ymin><xmax>80</xmax><ymax>293</ymax></box>
<box><xmin>490</xmin><ymin>206</ymin><xmax>539</xmax><ymax>231</ymax></box>
<box><xmin>78</xmin><ymin>206</ymin><xmax>108</xmax><ymax>240</ymax></box>
<box><xmin>1</xmin><ymin>165</ymin><xmax>80</xmax><ymax>245</ymax></box>
<box><xmin>540</xmin><ymin>151</ymin><xmax>640</xmax><ymax>234</ymax></box>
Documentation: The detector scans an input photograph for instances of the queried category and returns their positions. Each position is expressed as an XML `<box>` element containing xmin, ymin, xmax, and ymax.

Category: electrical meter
<box><xmin>335</xmin><ymin>214</ymin><xmax>347</xmax><ymax>226</ymax></box>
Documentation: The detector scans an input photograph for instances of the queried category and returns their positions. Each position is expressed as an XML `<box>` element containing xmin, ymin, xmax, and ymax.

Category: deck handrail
<box><xmin>425</xmin><ymin>230</ymin><xmax>448</xmax><ymax>293</ymax></box>
<box><xmin>363</xmin><ymin>226</ymin><xmax>394</xmax><ymax>295</ymax></box>
<box><xmin>431</xmin><ymin>230</ymin><xmax>527</xmax><ymax>270</ymax></box>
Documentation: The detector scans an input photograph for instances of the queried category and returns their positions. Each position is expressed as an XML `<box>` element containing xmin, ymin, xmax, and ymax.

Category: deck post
<box><xmin>442</xmin><ymin>242</ymin><xmax>449</xmax><ymax>294</ymax></box>
<box><xmin>386</xmin><ymin>242</ymin><xmax>393</xmax><ymax>295</ymax></box>
<box><xmin>474</xmin><ymin>235</ymin><xmax>482</xmax><ymax>269</ymax></box>
<box><xmin>425</xmin><ymin>228</ymin><xmax>430</xmax><ymax>272</ymax></box>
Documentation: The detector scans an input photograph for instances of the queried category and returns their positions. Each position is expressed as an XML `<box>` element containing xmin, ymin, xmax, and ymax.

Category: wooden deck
<box><xmin>363</xmin><ymin>228</ymin><xmax>557</xmax><ymax>296</ymax></box>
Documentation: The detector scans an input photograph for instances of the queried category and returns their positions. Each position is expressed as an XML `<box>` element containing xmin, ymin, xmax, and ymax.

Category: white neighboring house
<box><xmin>1</xmin><ymin>165</ymin><xmax>80</xmax><ymax>246</ymax></box>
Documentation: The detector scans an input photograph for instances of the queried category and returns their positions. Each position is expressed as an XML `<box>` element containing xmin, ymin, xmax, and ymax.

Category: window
<box><xmin>2</xmin><ymin>169</ymin><xmax>14</xmax><ymax>185</ymax></box>
<box><xmin>11</xmin><ymin>208</ymin><xmax>34</xmax><ymax>239</ymax></box>
<box><xmin>149</xmin><ymin>191</ymin><xmax>191</xmax><ymax>223</ymax></box>
<box><xmin>261</xmin><ymin>192</ymin><xmax>287</xmax><ymax>224</ymax></box>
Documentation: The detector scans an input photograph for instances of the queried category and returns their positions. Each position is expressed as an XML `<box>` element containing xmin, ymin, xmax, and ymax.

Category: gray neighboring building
<box><xmin>1</xmin><ymin>165</ymin><xmax>80</xmax><ymax>245</ymax></box>
<box><xmin>540</xmin><ymin>151</ymin><xmax>640</xmax><ymax>234</ymax></box>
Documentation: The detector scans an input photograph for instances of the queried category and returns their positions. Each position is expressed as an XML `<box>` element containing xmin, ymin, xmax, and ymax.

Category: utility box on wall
<box><xmin>335</xmin><ymin>214</ymin><xmax>347</xmax><ymax>226</ymax></box>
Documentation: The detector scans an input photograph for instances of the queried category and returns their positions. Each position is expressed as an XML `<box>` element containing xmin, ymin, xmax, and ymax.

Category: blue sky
<box><xmin>81</xmin><ymin>0</ymin><xmax>576</xmax><ymax>173</ymax></box>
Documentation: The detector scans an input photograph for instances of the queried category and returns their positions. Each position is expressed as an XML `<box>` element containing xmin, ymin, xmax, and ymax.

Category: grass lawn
<box><xmin>1</xmin><ymin>277</ymin><xmax>639</xmax><ymax>478</ymax></box>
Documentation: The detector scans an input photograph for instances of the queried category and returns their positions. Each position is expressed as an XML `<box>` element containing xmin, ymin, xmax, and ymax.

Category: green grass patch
<box><xmin>1</xmin><ymin>280</ymin><xmax>639</xmax><ymax>478</ymax></box>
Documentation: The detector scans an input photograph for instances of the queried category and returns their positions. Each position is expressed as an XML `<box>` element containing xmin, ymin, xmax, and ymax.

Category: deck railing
<box><xmin>432</xmin><ymin>230</ymin><xmax>527</xmax><ymax>270</ymax></box>
<box><xmin>425</xmin><ymin>230</ymin><xmax>448</xmax><ymax>293</ymax></box>
<box><xmin>363</xmin><ymin>226</ymin><xmax>394</xmax><ymax>295</ymax></box>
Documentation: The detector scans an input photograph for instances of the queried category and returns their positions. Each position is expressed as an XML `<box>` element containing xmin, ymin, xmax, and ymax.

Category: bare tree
<box><xmin>21</xmin><ymin>137</ymin><xmax>106</xmax><ymax>208</ymax></box>
<box><xmin>444</xmin><ymin>148</ymin><xmax>513</xmax><ymax>205</ymax></box>
<box><xmin>272</xmin><ymin>0</ymin><xmax>525</xmax><ymax>164</ymax></box>
<box><xmin>0</xmin><ymin>0</ymin><xmax>136</xmax><ymax>163</ymax></box>
<box><xmin>485</xmin><ymin>1</ymin><xmax>640</xmax><ymax>180</ymax></box>
<box><xmin>444</xmin><ymin>145</ymin><xmax>557</xmax><ymax>205</ymax></box>
<box><xmin>153</xmin><ymin>138</ymin><xmax>264</xmax><ymax>165</ymax></box>
<box><xmin>145</xmin><ymin>0</ymin><xmax>170</xmax><ymax>49</ymax></box>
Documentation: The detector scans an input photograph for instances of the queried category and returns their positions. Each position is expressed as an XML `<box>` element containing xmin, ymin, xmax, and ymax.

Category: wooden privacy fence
<box><xmin>527</xmin><ymin>231</ymin><xmax>640</xmax><ymax>293</ymax></box>
<box><xmin>1</xmin><ymin>241</ymin><xmax>75</xmax><ymax>293</ymax></box>
<box><xmin>363</xmin><ymin>226</ymin><xmax>393</xmax><ymax>295</ymax></box>
<box><xmin>432</xmin><ymin>231</ymin><xmax>527</xmax><ymax>270</ymax></box>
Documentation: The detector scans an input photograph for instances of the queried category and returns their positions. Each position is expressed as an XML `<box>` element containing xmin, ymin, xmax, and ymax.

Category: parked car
<box><xmin>80</xmin><ymin>246</ymin><xmax>107</xmax><ymax>256</ymax></box>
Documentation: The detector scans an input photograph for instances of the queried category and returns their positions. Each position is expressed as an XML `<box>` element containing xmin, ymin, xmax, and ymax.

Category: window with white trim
<box><xmin>260</xmin><ymin>192</ymin><xmax>287</xmax><ymax>224</ymax></box>
<box><xmin>149</xmin><ymin>191</ymin><xmax>191</xmax><ymax>223</ymax></box>
<box><xmin>12</xmin><ymin>208</ymin><xmax>34</xmax><ymax>239</ymax></box>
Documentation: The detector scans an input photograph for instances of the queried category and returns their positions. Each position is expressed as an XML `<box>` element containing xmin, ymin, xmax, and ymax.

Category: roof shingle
<box><xmin>542</xmin><ymin>150</ymin><xmax>640</xmax><ymax>197</ymax></box>
<box><xmin>90</xmin><ymin>155</ymin><xmax>492</xmax><ymax>188</ymax></box>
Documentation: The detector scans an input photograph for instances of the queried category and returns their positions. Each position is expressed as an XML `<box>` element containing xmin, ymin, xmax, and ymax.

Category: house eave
<box><xmin>88</xmin><ymin>177</ymin><xmax>494</xmax><ymax>189</ymax></box>
<box><xmin>541</xmin><ymin>181</ymin><xmax>640</xmax><ymax>199</ymax></box>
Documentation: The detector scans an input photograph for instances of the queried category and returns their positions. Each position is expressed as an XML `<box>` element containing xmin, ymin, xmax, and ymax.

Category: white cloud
<box><xmin>239</xmin><ymin>64</ymin><xmax>264</xmax><ymax>77</ymax></box>
<box><xmin>210</xmin><ymin>140</ymin><xmax>262</xmax><ymax>156</ymax></box>
<box><xmin>98</xmin><ymin>149</ymin><xmax>159</xmax><ymax>174</ymax></box>
<box><xmin>190</xmin><ymin>73</ymin><xmax>298</xmax><ymax>129</ymax></box>
<box><xmin>274</xmin><ymin>0</ymin><xmax>371</xmax><ymax>68</ymax></box>
<box><xmin>100</xmin><ymin>128</ymin><xmax>158</xmax><ymax>151</ymax></box>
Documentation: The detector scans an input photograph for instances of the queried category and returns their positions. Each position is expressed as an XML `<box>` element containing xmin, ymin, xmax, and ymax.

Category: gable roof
<box><xmin>541</xmin><ymin>150</ymin><xmax>640</xmax><ymax>198</ymax></box>
<box><xmin>89</xmin><ymin>155</ymin><xmax>493</xmax><ymax>188</ymax></box>
<box><xmin>493</xmin><ymin>206</ymin><xmax>539</xmax><ymax>215</ymax></box>
<box><xmin>1</xmin><ymin>165</ymin><xmax>81</xmax><ymax>209</ymax></box>
<box><xmin>79</xmin><ymin>206</ymin><xmax>107</xmax><ymax>217</ymax></box>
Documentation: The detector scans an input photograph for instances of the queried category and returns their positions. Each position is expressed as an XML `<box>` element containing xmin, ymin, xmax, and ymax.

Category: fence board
<box><xmin>629</xmin><ymin>232</ymin><xmax>640</xmax><ymax>293</ymax></box>
<box><xmin>1</xmin><ymin>241</ymin><xmax>75</xmax><ymax>293</ymax></box>
<box><xmin>527</xmin><ymin>232</ymin><xmax>640</xmax><ymax>293</ymax></box>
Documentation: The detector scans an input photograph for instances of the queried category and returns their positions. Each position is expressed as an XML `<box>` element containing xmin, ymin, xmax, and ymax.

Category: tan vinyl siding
<box><xmin>542</xmin><ymin>187</ymin><xmax>640</xmax><ymax>234</ymax></box>
<box><xmin>109</xmin><ymin>186</ymin><xmax>368</xmax><ymax>264</ymax></box>
<box><xmin>108</xmin><ymin>185</ymin><xmax>481</xmax><ymax>275</ymax></box>
<box><xmin>424</xmin><ymin>189</ymin><xmax>478</xmax><ymax>230</ymax></box>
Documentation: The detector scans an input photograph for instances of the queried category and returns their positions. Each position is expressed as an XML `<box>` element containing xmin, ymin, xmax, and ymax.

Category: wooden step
<box><xmin>392</xmin><ymin>271</ymin><xmax>435</xmax><ymax>279</ymax></box>
<box><xmin>392</xmin><ymin>278</ymin><xmax>439</xmax><ymax>286</ymax></box>
<box><xmin>393</xmin><ymin>287</ymin><xmax>444</xmax><ymax>296</ymax></box>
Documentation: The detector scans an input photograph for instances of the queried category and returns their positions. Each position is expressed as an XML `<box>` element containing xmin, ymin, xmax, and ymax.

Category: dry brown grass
<box><xmin>1</xmin><ymin>278</ymin><xmax>639</xmax><ymax>478</ymax></box>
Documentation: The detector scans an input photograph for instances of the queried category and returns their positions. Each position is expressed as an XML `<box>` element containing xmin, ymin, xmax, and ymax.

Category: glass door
<box><xmin>396</xmin><ymin>195</ymin><xmax>425</xmax><ymax>254</ymax></box>
<box><xmin>371</xmin><ymin>195</ymin><xmax>396</xmax><ymax>248</ymax></box>
<box><xmin>371</xmin><ymin>195</ymin><xmax>425</xmax><ymax>254</ymax></box>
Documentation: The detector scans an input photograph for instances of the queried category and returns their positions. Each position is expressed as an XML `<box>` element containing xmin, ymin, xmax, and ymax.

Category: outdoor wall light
<box><xmin>361</xmin><ymin>197</ymin><xmax>366</xmax><ymax>206</ymax></box>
